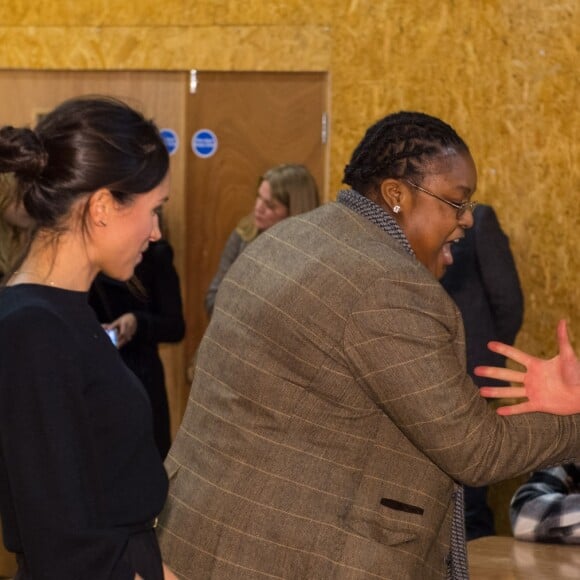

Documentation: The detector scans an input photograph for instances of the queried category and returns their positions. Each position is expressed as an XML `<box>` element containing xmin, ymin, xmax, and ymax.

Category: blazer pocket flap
<box><xmin>346</xmin><ymin>513</ymin><xmax>416</xmax><ymax>546</ymax></box>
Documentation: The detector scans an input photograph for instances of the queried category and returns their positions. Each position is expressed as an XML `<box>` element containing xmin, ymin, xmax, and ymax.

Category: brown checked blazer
<box><xmin>159</xmin><ymin>202</ymin><xmax>580</xmax><ymax>579</ymax></box>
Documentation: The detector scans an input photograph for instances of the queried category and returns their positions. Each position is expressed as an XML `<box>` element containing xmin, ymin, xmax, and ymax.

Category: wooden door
<box><xmin>184</xmin><ymin>71</ymin><xmax>328</xmax><ymax>373</ymax></box>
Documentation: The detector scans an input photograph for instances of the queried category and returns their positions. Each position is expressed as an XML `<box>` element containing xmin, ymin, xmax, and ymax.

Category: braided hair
<box><xmin>343</xmin><ymin>112</ymin><xmax>470</xmax><ymax>196</ymax></box>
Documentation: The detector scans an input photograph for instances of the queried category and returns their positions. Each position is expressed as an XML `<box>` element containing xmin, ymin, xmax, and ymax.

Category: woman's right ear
<box><xmin>88</xmin><ymin>188</ymin><xmax>114</xmax><ymax>228</ymax></box>
<box><xmin>378</xmin><ymin>179</ymin><xmax>403</xmax><ymax>215</ymax></box>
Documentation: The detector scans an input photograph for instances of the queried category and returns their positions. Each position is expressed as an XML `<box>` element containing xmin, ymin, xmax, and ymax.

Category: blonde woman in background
<box><xmin>204</xmin><ymin>163</ymin><xmax>319</xmax><ymax>316</ymax></box>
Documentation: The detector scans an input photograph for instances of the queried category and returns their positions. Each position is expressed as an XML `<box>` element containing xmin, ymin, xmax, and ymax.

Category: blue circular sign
<box><xmin>192</xmin><ymin>129</ymin><xmax>218</xmax><ymax>158</ymax></box>
<box><xmin>160</xmin><ymin>128</ymin><xmax>179</xmax><ymax>156</ymax></box>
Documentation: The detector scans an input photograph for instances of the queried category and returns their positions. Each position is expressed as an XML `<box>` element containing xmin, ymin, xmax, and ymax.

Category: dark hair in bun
<box><xmin>0</xmin><ymin>96</ymin><xmax>169</xmax><ymax>228</ymax></box>
<box><xmin>0</xmin><ymin>126</ymin><xmax>48</xmax><ymax>183</ymax></box>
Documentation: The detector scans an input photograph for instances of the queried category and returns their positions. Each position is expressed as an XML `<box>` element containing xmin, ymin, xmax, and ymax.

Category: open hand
<box><xmin>475</xmin><ymin>320</ymin><xmax>579</xmax><ymax>416</ymax></box>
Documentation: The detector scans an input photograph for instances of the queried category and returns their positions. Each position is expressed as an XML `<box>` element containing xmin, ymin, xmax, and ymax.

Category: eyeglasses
<box><xmin>404</xmin><ymin>179</ymin><xmax>477</xmax><ymax>219</ymax></box>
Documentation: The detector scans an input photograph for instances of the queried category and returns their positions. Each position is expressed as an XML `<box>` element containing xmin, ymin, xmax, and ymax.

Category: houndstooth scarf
<box><xmin>337</xmin><ymin>188</ymin><xmax>469</xmax><ymax>580</ymax></box>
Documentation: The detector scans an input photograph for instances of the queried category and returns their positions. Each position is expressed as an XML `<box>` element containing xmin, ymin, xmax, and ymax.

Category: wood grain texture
<box><xmin>468</xmin><ymin>535</ymin><xmax>580</xmax><ymax>579</ymax></box>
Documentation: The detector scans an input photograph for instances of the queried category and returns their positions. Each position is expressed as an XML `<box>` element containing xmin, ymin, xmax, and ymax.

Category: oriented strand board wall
<box><xmin>0</xmin><ymin>0</ymin><xmax>577</xmax><ymax>534</ymax></box>
<box><xmin>329</xmin><ymin>0</ymin><xmax>579</xmax><ymax>361</ymax></box>
<box><xmin>0</xmin><ymin>0</ymin><xmax>576</xmax><ymax>353</ymax></box>
<box><xmin>0</xmin><ymin>0</ymin><xmax>575</xmax><ymax>353</ymax></box>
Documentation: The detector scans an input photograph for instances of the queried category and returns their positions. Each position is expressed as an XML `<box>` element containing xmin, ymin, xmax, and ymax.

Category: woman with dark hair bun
<box><xmin>0</xmin><ymin>97</ymin><xmax>176</xmax><ymax>579</ymax></box>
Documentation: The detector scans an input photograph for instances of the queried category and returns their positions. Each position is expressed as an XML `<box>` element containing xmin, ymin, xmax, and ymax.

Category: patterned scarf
<box><xmin>336</xmin><ymin>189</ymin><xmax>414</xmax><ymax>255</ymax></box>
<box><xmin>337</xmin><ymin>188</ymin><xmax>469</xmax><ymax>580</ymax></box>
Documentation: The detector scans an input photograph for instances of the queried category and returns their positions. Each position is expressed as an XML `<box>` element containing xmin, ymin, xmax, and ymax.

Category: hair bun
<box><xmin>0</xmin><ymin>126</ymin><xmax>48</xmax><ymax>182</ymax></box>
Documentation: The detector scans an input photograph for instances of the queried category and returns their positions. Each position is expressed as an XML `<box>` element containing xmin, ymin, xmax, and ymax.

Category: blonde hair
<box><xmin>236</xmin><ymin>164</ymin><xmax>319</xmax><ymax>242</ymax></box>
<box><xmin>264</xmin><ymin>163</ymin><xmax>319</xmax><ymax>216</ymax></box>
<box><xmin>0</xmin><ymin>174</ymin><xmax>28</xmax><ymax>275</ymax></box>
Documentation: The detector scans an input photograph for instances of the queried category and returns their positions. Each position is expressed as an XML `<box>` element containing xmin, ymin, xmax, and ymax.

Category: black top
<box><xmin>89</xmin><ymin>240</ymin><xmax>185</xmax><ymax>458</ymax></box>
<box><xmin>0</xmin><ymin>284</ymin><xmax>168</xmax><ymax>579</ymax></box>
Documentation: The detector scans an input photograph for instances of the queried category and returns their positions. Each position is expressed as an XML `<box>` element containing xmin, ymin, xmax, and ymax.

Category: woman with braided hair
<box><xmin>159</xmin><ymin>111</ymin><xmax>580</xmax><ymax>579</ymax></box>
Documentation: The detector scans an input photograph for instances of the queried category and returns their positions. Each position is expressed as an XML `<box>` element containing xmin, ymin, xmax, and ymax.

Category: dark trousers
<box><xmin>465</xmin><ymin>484</ymin><xmax>496</xmax><ymax>541</ymax></box>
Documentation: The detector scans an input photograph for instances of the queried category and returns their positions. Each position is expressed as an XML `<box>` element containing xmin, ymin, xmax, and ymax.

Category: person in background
<box><xmin>158</xmin><ymin>111</ymin><xmax>580</xmax><ymax>580</ymax></box>
<box><xmin>0</xmin><ymin>96</ymin><xmax>177</xmax><ymax>579</ymax></box>
<box><xmin>440</xmin><ymin>203</ymin><xmax>524</xmax><ymax>540</ymax></box>
<box><xmin>204</xmin><ymin>163</ymin><xmax>319</xmax><ymax>316</ymax></box>
<box><xmin>0</xmin><ymin>173</ymin><xmax>32</xmax><ymax>278</ymax></box>
<box><xmin>90</xmin><ymin>232</ymin><xmax>185</xmax><ymax>459</ymax></box>
<box><xmin>0</xmin><ymin>174</ymin><xmax>33</xmax><ymax>579</ymax></box>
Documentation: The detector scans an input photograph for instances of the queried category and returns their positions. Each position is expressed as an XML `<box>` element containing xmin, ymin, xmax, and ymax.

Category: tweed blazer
<box><xmin>159</xmin><ymin>202</ymin><xmax>580</xmax><ymax>579</ymax></box>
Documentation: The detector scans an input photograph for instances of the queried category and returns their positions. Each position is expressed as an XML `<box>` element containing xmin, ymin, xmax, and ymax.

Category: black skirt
<box><xmin>14</xmin><ymin>528</ymin><xmax>163</xmax><ymax>580</ymax></box>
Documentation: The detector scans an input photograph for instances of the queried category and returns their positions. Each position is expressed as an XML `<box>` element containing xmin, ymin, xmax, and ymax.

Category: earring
<box><xmin>98</xmin><ymin>220</ymin><xmax>107</xmax><ymax>227</ymax></box>
<box><xmin>393</xmin><ymin>205</ymin><xmax>401</xmax><ymax>214</ymax></box>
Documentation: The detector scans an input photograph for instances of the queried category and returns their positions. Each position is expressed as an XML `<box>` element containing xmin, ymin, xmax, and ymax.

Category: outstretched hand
<box><xmin>475</xmin><ymin>320</ymin><xmax>580</xmax><ymax>416</ymax></box>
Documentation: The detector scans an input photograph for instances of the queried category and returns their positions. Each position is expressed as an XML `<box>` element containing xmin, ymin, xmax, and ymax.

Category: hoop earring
<box><xmin>393</xmin><ymin>205</ymin><xmax>401</xmax><ymax>214</ymax></box>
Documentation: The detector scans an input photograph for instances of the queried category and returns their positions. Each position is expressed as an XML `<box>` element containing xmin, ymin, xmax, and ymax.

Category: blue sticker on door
<box><xmin>192</xmin><ymin>129</ymin><xmax>218</xmax><ymax>158</ymax></box>
<box><xmin>160</xmin><ymin>129</ymin><xmax>179</xmax><ymax>156</ymax></box>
